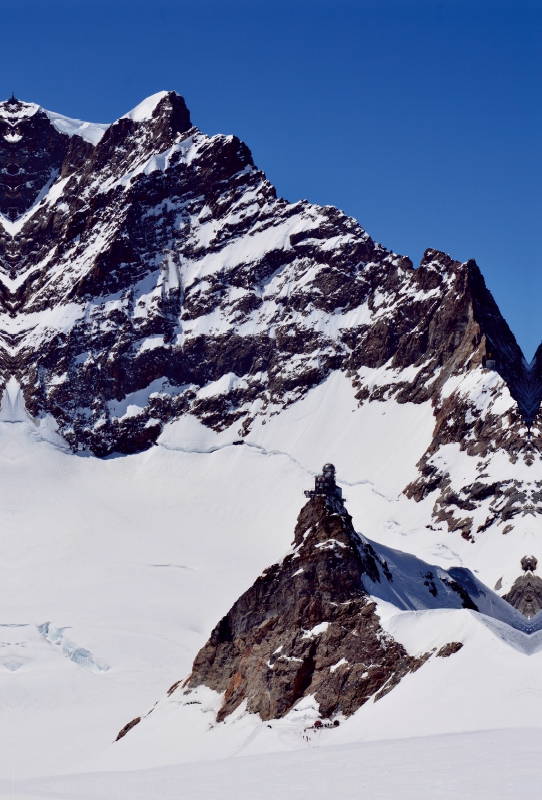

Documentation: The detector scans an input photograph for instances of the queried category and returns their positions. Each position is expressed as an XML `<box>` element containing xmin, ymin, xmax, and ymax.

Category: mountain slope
<box><xmin>0</xmin><ymin>357</ymin><xmax>539</xmax><ymax>778</ymax></box>
<box><xmin>0</xmin><ymin>91</ymin><xmax>540</xmax><ymax>784</ymax></box>
<box><xmin>102</xmin><ymin>479</ymin><xmax>542</xmax><ymax>773</ymax></box>
<box><xmin>0</xmin><ymin>92</ymin><xmax>537</xmax><ymax>547</ymax></box>
<box><xmin>0</xmin><ymin>92</ymin><xmax>535</xmax><ymax>462</ymax></box>
<box><xmin>185</xmin><ymin>494</ymin><xmax>429</xmax><ymax>723</ymax></box>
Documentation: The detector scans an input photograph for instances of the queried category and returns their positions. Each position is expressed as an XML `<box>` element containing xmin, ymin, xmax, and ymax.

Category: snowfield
<box><xmin>3</xmin><ymin>729</ymin><xmax>541</xmax><ymax>800</ymax></box>
<box><xmin>0</xmin><ymin>374</ymin><xmax>540</xmax><ymax>796</ymax></box>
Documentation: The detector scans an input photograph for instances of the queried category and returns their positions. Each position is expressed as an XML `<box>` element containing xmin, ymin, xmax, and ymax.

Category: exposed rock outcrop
<box><xmin>115</xmin><ymin>716</ymin><xmax>141</xmax><ymax>741</ymax></box>
<box><xmin>117</xmin><ymin>474</ymin><xmax>531</xmax><ymax>737</ymax></box>
<box><xmin>184</xmin><ymin>494</ymin><xmax>430</xmax><ymax>722</ymax></box>
<box><xmin>436</xmin><ymin>642</ymin><xmax>463</xmax><ymax>657</ymax></box>
<box><xmin>0</xmin><ymin>93</ymin><xmax>534</xmax><ymax>456</ymax></box>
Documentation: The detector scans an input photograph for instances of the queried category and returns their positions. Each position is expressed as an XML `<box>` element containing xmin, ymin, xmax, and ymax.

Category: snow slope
<box><xmin>0</xmin><ymin>376</ymin><xmax>540</xmax><ymax>786</ymax></box>
<box><xmin>43</xmin><ymin>109</ymin><xmax>109</xmax><ymax>144</ymax></box>
<box><xmin>5</xmin><ymin>728</ymin><xmax>542</xmax><ymax>800</ymax></box>
<box><xmin>0</xmin><ymin>419</ymin><xmax>304</xmax><ymax>777</ymax></box>
<box><xmin>160</xmin><ymin>370</ymin><xmax>542</xmax><ymax>595</ymax></box>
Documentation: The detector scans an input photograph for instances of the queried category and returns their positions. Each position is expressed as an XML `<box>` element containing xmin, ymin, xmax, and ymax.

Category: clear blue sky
<box><xmin>2</xmin><ymin>0</ymin><xmax>540</xmax><ymax>357</ymax></box>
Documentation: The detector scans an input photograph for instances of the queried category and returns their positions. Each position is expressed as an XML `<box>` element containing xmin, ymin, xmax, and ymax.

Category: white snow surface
<box><xmin>3</xmin><ymin>728</ymin><xmax>539</xmax><ymax>800</ymax></box>
<box><xmin>120</xmin><ymin>91</ymin><xmax>170</xmax><ymax>122</ymax></box>
<box><xmin>0</xmin><ymin>376</ymin><xmax>540</xmax><ymax>795</ymax></box>
<box><xmin>43</xmin><ymin>109</ymin><xmax>110</xmax><ymax>144</ymax></box>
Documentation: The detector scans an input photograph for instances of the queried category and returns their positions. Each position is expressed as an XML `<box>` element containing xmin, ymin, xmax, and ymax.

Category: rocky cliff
<box><xmin>183</xmin><ymin>493</ymin><xmax>428</xmax><ymax>721</ymax></box>
<box><xmin>503</xmin><ymin>557</ymin><xmax>542</xmax><ymax>618</ymax></box>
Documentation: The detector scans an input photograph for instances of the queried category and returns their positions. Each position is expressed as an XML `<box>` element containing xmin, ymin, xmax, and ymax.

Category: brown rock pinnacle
<box><xmin>185</xmin><ymin>494</ymin><xmax>427</xmax><ymax>722</ymax></box>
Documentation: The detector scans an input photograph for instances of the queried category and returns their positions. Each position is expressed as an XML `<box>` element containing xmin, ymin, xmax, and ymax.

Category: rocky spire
<box><xmin>183</xmin><ymin>490</ymin><xmax>428</xmax><ymax>722</ymax></box>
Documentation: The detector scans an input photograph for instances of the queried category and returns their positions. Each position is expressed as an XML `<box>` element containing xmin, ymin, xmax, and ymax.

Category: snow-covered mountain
<box><xmin>0</xmin><ymin>92</ymin><xmax>539</xmax><ymax>530</ymax></box>
<box><xmin>0</xmin><ymin>91</ymin><xmax>541</xmax><ymax>795</ymax></box>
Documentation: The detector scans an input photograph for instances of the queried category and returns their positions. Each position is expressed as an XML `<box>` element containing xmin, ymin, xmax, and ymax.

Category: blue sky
<box><xmin>1</xmin><ymin>0</ymin><xmax>540</xmax><ymax>356</ymax></box>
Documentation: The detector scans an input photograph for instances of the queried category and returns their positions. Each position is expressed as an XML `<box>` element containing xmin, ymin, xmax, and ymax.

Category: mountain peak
<box><xmin>156</xmin><ymin>478</ymin><xmax>523</xmax><ymax>730</ymax></box>
<box><xmin>183</xmin><ymin>489</ymin><xmax>426</xmax><ymax>723</ymax></box>
<box><xmin>0</xmin><ymin>95</ymin><xmax>40</xmax><ymax>119</ymax></box>
<box><xmin>120</xmin><ymin>90</ymin><xmax>191</xmax><ymax>130</ymax></box>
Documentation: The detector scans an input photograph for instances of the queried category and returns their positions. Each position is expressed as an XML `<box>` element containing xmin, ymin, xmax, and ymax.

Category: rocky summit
<box><xmin>183</xmin><ymin>492</ymin><xmax>428</xmax><ymax>722</ymax></box>
<box><xmin>0</xmin><ymin>90</ymin><xmax>539</xmax><ymax>537</ymax></box>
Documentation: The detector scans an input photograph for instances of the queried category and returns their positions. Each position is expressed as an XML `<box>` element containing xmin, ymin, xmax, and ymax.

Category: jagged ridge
<box><xmin>0</xmin><ymin>90</ymin><xmax>538</xmax><ymax>538</ymax></box>
<box><xmin>0</xmin><ymin>92</ymin><xmax>535</xmax><ymax>461</ymax></box>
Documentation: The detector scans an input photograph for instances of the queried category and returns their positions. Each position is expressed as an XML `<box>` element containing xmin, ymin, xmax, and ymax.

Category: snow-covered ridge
<box><xmin>44</xmin><ymin>109</ymin><xmax>110</xmax><ymax>145</ymax></box>
<box><xmin>120</xmin><ymin>90</ymin><xmax>171</xmax><ymax>122</ymax></box>
<box><xmin>0</xmin><ymin>91</ymin><xmax>178</xmax><ymax>146</ymax></box>
<box><xmin>357</xmin><ymin>531</ymin><xmax>542</xmax><ymax>634</ymax></box>
<box><xmin>35</xmin><ymin>90</ymin><xmax>184</xmax><ymax>143</ymax></box>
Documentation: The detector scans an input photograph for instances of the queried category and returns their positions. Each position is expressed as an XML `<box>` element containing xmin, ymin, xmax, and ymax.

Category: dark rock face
<box><xmin>115</xmin><ymin>716</ymin><xmax>141</xmax><ymax>741</ymax></box>
<box><xmin>436</xmin><ymin>642</ymin><xmax>463</xmax><ymax>657</ymax></box>
<box><xmin>0</xmin><ymin>96</ymin><xmax>73</xmax><ymax>220</ymax></box>
<box><xmin>502</xmin><ymin>575</ymin><xmax>542</xmax><ymax>618</ymax></box>
<box><xmin>0</xmin><ymin>92</ymin><xmax>533</xmax><ymax>456</ymax></box>
<box><xmin>185</xmin><ymin>495</ymin><xmax>428</xmax><ymax>722</ymax></box>
<box><xmin>521</xmin><ymin>555</ymin><xmax>538</xmax><ymax>572</ymax></box>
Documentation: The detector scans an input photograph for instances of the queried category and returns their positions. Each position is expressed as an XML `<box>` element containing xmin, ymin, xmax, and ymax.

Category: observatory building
<box><xmin>304</xmin><ymin>463</ymin><xmax>343</xmax><ymax>502</ymax></box>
